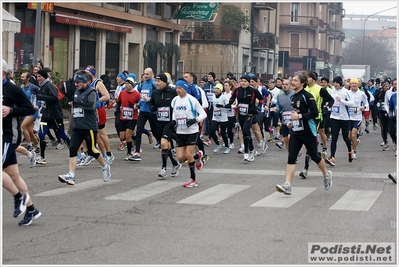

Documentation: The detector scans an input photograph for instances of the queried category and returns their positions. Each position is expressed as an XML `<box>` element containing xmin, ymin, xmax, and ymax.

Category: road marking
<box><xmin>131</xmin><ymin>167</ymin><xmax>387</xmax><ymax>179</ymax></box>
<box><xmin>251</xmin><ymin>187</ymin><xmax>316</xmax><ymax>208</ymax></box>
<box><xmin>329</xmin><ymin>189</ymin><xmax>382</xmax><ymax>211</ymax></box>
<box><xmin>105</xmin><ymin>181</ymin><xmax>182</xmax><ymax>201</ymax></box>
<box><xmin>177</xmin><ymin>184</ymin><xmax>251</xmax><ymax>205</ymax></box>
<box><xmin>35</xmin><ymin>179</ymin><xmax>121</xmax><ymax>196</ymax></box>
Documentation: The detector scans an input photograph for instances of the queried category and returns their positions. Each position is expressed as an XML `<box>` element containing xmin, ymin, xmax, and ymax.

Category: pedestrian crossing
<box><xmin>33</xmin><ymin>179</ymin><xmax>388</xmax><ymax>212</ymax></box>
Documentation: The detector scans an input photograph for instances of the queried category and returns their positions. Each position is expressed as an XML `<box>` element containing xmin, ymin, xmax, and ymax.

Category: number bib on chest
<box><xmin>141</xmin><ymin>90</ymin><xmax>149</xmax><ymax>100</ymax></box>
<box><xmin>348</xmin><ymin>106</ymin><xmax>357</xmax><ymax>115</ymax></box>
<box><xmin>176</xmin><ymin>114</ymin><xmax>188</xmax><ymax>129</ymax></box>
<box><xmin>291</xmin><ymin>119</ymin><xmax>304</xmax><ymax>132</ymax></box>
<box><xmin>238</xmin><ymin>103</ymin><xmax>249</xmax><ymax>116</ymax></box>
<box><xmin>73</xmin><ymin>106</ymin><xmax>84</xmax><ymax>118</ymax></box>
<box><xmin>213</xmin><ymin>108</ymin><xmax>222</xmax><ymax>118</ymax></box>
<box><xmin>157</xmin><ymin>107</ymin><xmax>170</xmax><ymax>121</ymax></box>
<box><xmin>122</xmin><ymin>107</ymin><xmax>134</xmax><ymax>120</ymax></box>
<box><xmin>331</xmin><ymin>104</ymin><xmax>340</xmax><ymax>116</ymax></box>
<box><xmin>282</xmin><ymin>111</ymin><xmax>292</xmax><ymax>125</ymax></box>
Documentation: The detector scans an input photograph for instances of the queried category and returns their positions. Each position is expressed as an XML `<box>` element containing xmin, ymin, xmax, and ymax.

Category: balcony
<box><xmin>180</xmin><ymin>26</ymin><xmax>240</xmax><ymax>43</ymax></box>
<box><xmin>253</xmin><ymin>2</ymin><xmax>278</xmax><ymax>10</ymax></box>
<box><xmin>279</xmin><ymin>47</ymin><xmax>330</xmax><ymax>61</ymax></box>
<box><xmin>280</xmin><ymin>15</ymin><xmax>324</xmax><ymax>29</ymax></box>
<box><xmin>253</xmin><ymin>31</ymin><xmax>278</xmax><ymax>50</ymax></box>
<box><xmin>328</xmin><ymin>3</ymin><xmax>343</xmax><ymax>15</ymax></box>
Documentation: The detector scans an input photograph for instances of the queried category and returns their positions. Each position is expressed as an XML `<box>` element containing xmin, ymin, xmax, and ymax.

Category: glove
<box><xmin>169</xmin><ymin>120</ymin><xmax>177</xmax><ymax>129</ymax></box>
<box><xmin>224</xmin><ymin>103</ymin><xmax>232</xmax><ymax>109</ymax></box>
<box><xmin>215</xmin><ymin>104</ymin><xmax>224</xmax><ymax>108</ymax></box>
<box><xmin>186</xmin><ymin>118</ymin><xmax>197</xmax><ymax>127</ymax></box>
<box><xmin>107</xmin><ymin>103</ymin><xmax>113</xmax><ymax>109</ymax></box>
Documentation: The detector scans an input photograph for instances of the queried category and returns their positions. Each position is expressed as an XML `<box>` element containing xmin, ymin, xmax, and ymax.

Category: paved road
<box><xmin>2</xmin><ymin>113</ymin><xmax>397</xmax><ymax>265</ymax></box>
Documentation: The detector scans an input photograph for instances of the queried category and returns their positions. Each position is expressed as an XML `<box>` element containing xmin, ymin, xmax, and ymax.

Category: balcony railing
<box><xmin>280</xmin><ymin>15</ymin><xmax>324</xmax><ymax>28</ymax></box>
<box><xmin>180</xmin><ymin>27</ymin><xmax>240</xmax><ymax>43</ymax></box>
<box><xmin>253</xmin><ymin>2</ymin><xmax>278</xmax><ymax>10</ymax></box>
<box><xmin>279</xmin><ymin>47</ymin><xmax>330</xmax><ymax>61</ymax></box>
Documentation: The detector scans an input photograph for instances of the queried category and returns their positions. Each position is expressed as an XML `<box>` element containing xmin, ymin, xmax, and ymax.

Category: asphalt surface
<box><xmin>2</xmin><ymin>109</ymin><xmax>397</xmax><ymax>265</ymax></box>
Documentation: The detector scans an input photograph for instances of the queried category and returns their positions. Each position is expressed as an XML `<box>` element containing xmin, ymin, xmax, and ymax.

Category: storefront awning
<box><xmin>2</xmin><ymin>8</ymin><xmax>21</xmax><ymax>33</ymax></box>
<box><xmin>54</xmin><ymin>12</ymin><xmax>132</xmax><ymax>33</ymax></box>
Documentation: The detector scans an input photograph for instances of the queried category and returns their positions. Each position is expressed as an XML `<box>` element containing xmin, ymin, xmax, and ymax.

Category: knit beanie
<box><xmin>37</xmin><ymin>69</ymin><xmax>48</xmax><ymax>79</ymax></box>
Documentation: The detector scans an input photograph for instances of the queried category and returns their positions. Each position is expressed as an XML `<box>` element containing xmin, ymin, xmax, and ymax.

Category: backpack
<box><xmin>54</xmin><ymin>84</ymin><xmax>64</xmax><ymax>100</ymax></box>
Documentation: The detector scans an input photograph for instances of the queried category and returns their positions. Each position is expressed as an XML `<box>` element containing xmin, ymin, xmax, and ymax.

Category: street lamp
<box><xmin>361</xmin><ymin>6</ymin><xmax>397</xmax><ymax>64</ymax></box>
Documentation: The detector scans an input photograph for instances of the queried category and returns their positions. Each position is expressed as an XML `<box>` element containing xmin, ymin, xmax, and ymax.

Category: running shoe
<box><xmin>56</xmin><ymin>142</ymin><xmax>64</xmax><ymax>150</ymax></box>
<box><xmin>183</xmin><ymin>178</ymin><xmax>198</xmax><ymax>188</ymax></box>
<box><xmin>195</xmin><ymin>151</ymin><xmax>204</xmax><ymax>170</ymax></box>
<box><xmin>299</xmin><ymin>169</ymin><xmax>308</xmax><ymax>179</ymax></box>
<box><xmin>148</xmin><ymin>134</ymin><xmax>154</xmax><ymax>144</ymax></box>
<box><xmin>153</xmin><ymin>142</ymin><xmax>160</xmax><ymax>149</ymax></box>
<box><xmin>383</xmin><ymin>144</ymin><xmax>389</xmax><ymax>151</ymax></box>
<box><xmin>46</xmin><ymin>139</ymin><xmax>56</xmax><ymax>147</ymax></box>
<box><xmin>325</xmin><ymin>157</ymin><xmax>336</xmax><ymax>167</ymax></box>
<box><xmin>118</xmin><ymin>141</ymin><xmax>126</xmax><ymax>151</ymax></box>
<box><xmin>243</xmin><ymin>153</ymin><xmax>249</xmax><ymax>161</ymax></box>
<box><xmin>84</xmin><ymin>155</ymin><xmax>94</xmax><ymax>166</ymax></box>
<box><xmin>247</xmin><ymin>153</ymin><xmax>255</xmax><ymax>162</ymax></box>
<box><xmin>262</xmin><ymin>143</ymin><xmax>269</xmax><ymax>154</ymax></box>
<box><xmin>324</xmin><ymin>170</ymin><xmax>333</xmax><ymax>190</ymax></box>
<box><xmin>237</xmin><ymin>147</ymin><xmax>245</xmax><ymax>154</ymax></box>
<box><xmin>124</xmin><ymin>154</ymin><xmax>130</xmax><ymax>161</ymax></box>
<box><xmin>276</xmin><ymin>141</ymin><xmax>284</xmax><ymax>149</ymax></box>
<box><xmin>348</xmin><ymin>151</ymin><xmax>354</xmax><ymax>163</ymax></box>
<box><xmin>201</xmin><ymin>154</ymin><xmax>209</xmax><ymax>165</ymax></box>
<box><xmin>203</xmin><ymin>139</ymin><xmax>212</xmax><ymax>147</ymax></box>
<box><xmin>251</xmin><ymin>149</ymin><xmax>259</xmax><ymax>156</ymax></box>
<box><xmin>58</xmin><ymin>173</ymin><xmax>76</xmax><ymax>185</ymax></box>
<box><xmin>36</xmin><ymin>156</ymin><xmax>46</xmax><ymax>165</ymax></box>
<box><xmin>321</xmin><ymin>149</ymin><xmax>328</xmax><ymax>159</ymax></box>
<box><xmin>26</xmin><ymin>144</ymin><xmax>33</xmax><ymax>151</ymax></box>
<box><xmin>388</xmin><ymin>172</ymin><xmax>397</xmax><ymax>184</ymax></box>
<box><xmin>223</xmin><ymin>147</ymin><xmax>230</xmax><ymax>154</ymax></box>
<box><xmin>365</xmin><ymin>125</ymin><xmax>369</xmax><ymax>133</ymax></box>
<box><xmin>129</xmin><ymin>153</ymin><xmax>141</xmax><ymax>161</ymax></box>
<box><xmin>34</xmin><ymin>146</ymin><xmax>40</xmax><ymax>154</ymax></box>
<box><xmin>102</xmin><ymin>165</ymin><xmax>111</xmax><ymax>182</ymax></box>
<box><xmin>373</xmin><ymin>123</ymin><xmax>377</xmax><ymax>131</ymax></box>
<box><xmin>353</xmin><ymin>151</ymin><xmax>357</xmax><ymax>160</ymax></box>
<box><xmin>18</xmin><ymin>208</ymin><xmax>41</xmax><ymax>226</ymax></box>
<box><xmin>106</xmin><ymin>153</ymin><xmax>115</xmax><ymax>165</ymax></box>
<box><xmin>28</xmin><ymin>151</ymin><xmax>36</xmax><ymax>168</ymax></box>
<box><xmin>267</xmin><ymin>137</ymin><xmax>274</xmax><ymax>142</ymax></box>
<box><xmin>229</xmin><ymin>143</ymin><xmax>235</xmax><ymax>149</ymax></box>
<box><xmin>213</xmin><ymin>144</ymin><xmax>221</xmax><ymax>153</ymax></box>
<box><xmin>14</xmin><ymin>193</ymin><xmax>30</xmax><ymax>218</ymax></box>
<box><xmin>158</xmin><ymin>168</ymin><xmax>167</xmax><ymax>179</ymax></box>
<box><xmin>171</xmin><ymin>163</ymin><xmax>182</xmax><ymax>177</ymax></box>
<box><xmin>276</xmin><ymin>182</ymin><xmax>291</xmax><ymax>195</ymax></box>
<box><xmin>381</xmin><ymin>141</ymin><xmax>385</xmax><ymax>146</ymax></box>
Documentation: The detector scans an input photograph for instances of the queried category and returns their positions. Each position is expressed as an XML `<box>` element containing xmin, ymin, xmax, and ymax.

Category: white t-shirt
<box><xmin>171</xmin><ymin>94</ymin><xmax>207</xmax><ymax>134</ymax></box>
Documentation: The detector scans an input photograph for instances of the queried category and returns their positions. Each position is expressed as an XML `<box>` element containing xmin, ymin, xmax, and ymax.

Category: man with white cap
<box><xmin>2</xmin><ymin>59</ymin><xmax>42</xmax><ymax>226</ymax></box>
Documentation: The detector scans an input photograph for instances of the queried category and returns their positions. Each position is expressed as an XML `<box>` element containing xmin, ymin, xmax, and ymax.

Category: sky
<box><xmin>342</xmin><ymin>1</ymin><xmax>398</xmax><ymax>16</ymax></box>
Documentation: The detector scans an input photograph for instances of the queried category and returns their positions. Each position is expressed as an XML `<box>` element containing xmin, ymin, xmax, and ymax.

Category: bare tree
<box><xmin>343</xmin><ymin>35</ymin><xmax>396</xmax><ymax>77</ymax></box>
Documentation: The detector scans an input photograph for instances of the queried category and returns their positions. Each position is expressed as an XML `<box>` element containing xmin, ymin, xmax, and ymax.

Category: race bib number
<box><xmin>291</xmin><ymin>119</ymin><xmax>304</xmax><ymax>132</ymax></box>
<box><xmin>141</xmin><ymin>90</ymin><xmax>149</xmax><ymax>100</ymax></box>
<box><xmin>73</xmin><ymin>106</ymin><xmax>84</xmax><ymax>118</ymax></box>
<box><xmin>348</xmin><ymin>106</ymin><xmax>357</xmax><ymax>115</ymax></box>
<box><xmin>122</xmin><ymin>107</ymin><xmax>133</xmax><ymax>120</ymax></box>
<box><xmin>238</xmin><ymin>103</ymin><xmax>249</xmax><ymax>116</ymax></box>
<box><xmin>207</xmin><ymin>92</ymin><xmax>215</xmax><ymax>102</ymax></box>
<box><xmin>157</xmin><ymin>107</ymin><xmax>170</xmax><ymax>121</ymax></box>
<box><xmin>331</xmin><ymin>104</ymin><xmax>340</xmax><ymax>116</ymax></box>
<box><xmin>282</xmin><ymin>111</ymin><xmax>292</xmax><ymax>125</ymax></box>
<box><xmin>176</xmin><ymin>114</ymin><xmax>188</xmax><ymax>130</ymax></box>
<box><xmin>213</xmin><ymin>108</ymin><xmax>222</xmax><ymax>118</ymax></box>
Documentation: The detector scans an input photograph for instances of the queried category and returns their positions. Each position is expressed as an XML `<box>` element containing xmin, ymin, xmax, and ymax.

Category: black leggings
<box><xmin>238</xmin><ymin>114</ymin><xmax>256</xmax><ymax>153</ymax></box>
<box><xmin>379</xmin><ymin>110</ymin><xmax>390</xmax><ymax>143</ymax></box>
<box><xmin>330</xmin><ymin>118</ymin><xmax>352</xmax><ymax>158</ymax></box>
<box><xmin>288</xmin><ymin>134</ymin><xmax>321</xmax><ymax>165</ymax></box>
<box><xmin>389</xmin><ymin>117</ymin><xmax>396</xmax><ymax>145</ymax></box>
<box><xmin>135</xmin><ymin>112</ymin><xmax>158</xmax><ymax>151</ymax></box>
<box><xmin>209</xmin><ymin>120</ymin><xmax>229</xmax><ymax>148</ymax></box>
<box><xmin>69</xmin><ymin>128</ymin><xmax>101</xmax><ymax>158</ymax></box>
<box><xmin>226</xmin><ymin>116</ymin><xmax>236</xmax><ymax>144</ymax></box>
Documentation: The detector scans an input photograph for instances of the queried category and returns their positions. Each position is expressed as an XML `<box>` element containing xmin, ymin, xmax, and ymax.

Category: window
<box><xmin>165</xmin><ymin>32</ymin><xmax>173</xmax><ymax>44</ymax></box>
<box><xmin>129</xmin><ymin>3</ymin><xmax>139</xmax><ymax>10</ymax></box>
<box><xmin>291</xmin><ymin>3</ymin><xmax>299</xmax><ymax>23</ymax></box>
<box><xmin>263</xmin><ymin>16</ymin><xmax>267</xmax><ymax>33</ymax></box>
<box><xmin>165</xmin><ymin>4</ymin><xmax>176</xmax><ymax>19</ymax></box>
<box><xmin>147</xmin><ymin>3</ymin><xmax>162</xmax><ymax>16</ymax></box>
<box><xmin>290</xmin><ymin>33</ymin><xmax>300</xmax><ymax>56</ymax></box>
<box><xmin>108</xmin><ymin>3</ymin><xmax>123</xmax><ymax>6</ymax></box>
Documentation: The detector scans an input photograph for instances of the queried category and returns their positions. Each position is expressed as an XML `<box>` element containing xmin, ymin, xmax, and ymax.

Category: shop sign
<box><xmin>174</xmin><ymin>3</ymin><xmax>218</xmax><ymax>20</ymax></box>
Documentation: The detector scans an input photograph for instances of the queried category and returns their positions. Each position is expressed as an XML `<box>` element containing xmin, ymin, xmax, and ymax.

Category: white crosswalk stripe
<box><xmin>105</xmin><ymin>181</ymin><xmax>182</xmax><ymax>201</ymax></box>
<box><xmin>35</xmin><ymin>179</ymin><xmax>121</xmax><ymax>197</ymax></box>
<box><xmin>251</xmin><ymin>187</ymin><xmax>316</xmax><ymax>208</ymax></box>
<box><xmin>329</xmin><ymin>189</ymin><xmax>383</xmax><ymax>211</ymax></box>
<box><xmin>35</xmin><ymin>178</ymin><xmax>385</xmax><ymax>212</ymax></box>
<box><xmin>177</xmin><ymin>184</ymin><xmax>251</xmax><ymax>205</ymax></box>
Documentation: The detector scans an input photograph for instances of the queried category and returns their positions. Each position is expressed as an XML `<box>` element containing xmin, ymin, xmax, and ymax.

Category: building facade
<box><xmin>2</xmin><ymin>2</ymin><xmax>184</xmax><ymax>85</ymax></box>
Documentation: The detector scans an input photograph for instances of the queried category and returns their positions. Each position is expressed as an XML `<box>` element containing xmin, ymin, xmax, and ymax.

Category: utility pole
<box><xmin>33</xmin><ymin>3</ymin><xmax>42</xmax><ymax>67</ymax></box>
